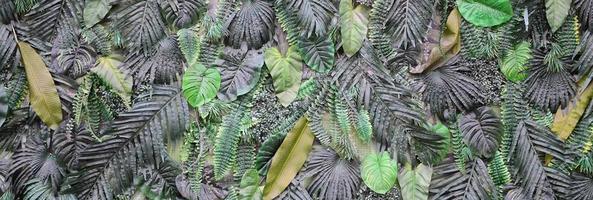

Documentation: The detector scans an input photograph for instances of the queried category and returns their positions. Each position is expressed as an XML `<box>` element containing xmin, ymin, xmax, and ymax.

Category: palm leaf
<box><xmin>429</xmin><ymin>157</ymin><xmax>497</xmax><ymax>200</ymax></box>
<box><xmin>0</xmin><ymin>86</ymin><xmax>7</xmax><ymax>127</ymax></box>
<box><xmin>161</xmin><ymin>0</ymin><xmax>205</xmax><ymax>28</ymax></box>
<box><xmin>575</xmin><ymin>0</ymin><xmax>592</xmax><ymax>32</ymax></box>
<box><xmin>385</xmin><ymin>0</ymin><xmax>433</xmax><ymax>49</ymax></box>
<box><xmin>0</xmin><ymin>24</ymin><xmax>17</xmax><ymax>69</ymax></box>
<box><xmin>287</xmin><ymin>0</ymin><xmax>336</xmax><ymax>37</ymax></box>
<box><xmin>116</xmin><ymin>0</ymin><xmax>167</xmax><ymax>53</ymax></box>
<box><xmin>70</xmin><ymin>86</ymin><xmax>189</xmax><ymax>199</ymax></box>
<box><xmin>225</xmin><ymin>0</ymin><xmax>274</xmax><ymax>49</ymax></box>
<box><xmin>305</xmin><ymin>146</ymin><xmax>361</xmax><ymax>200</ymax></box>
<box><xmin>23</xmin><ymin>0</ymin><xmax>82</xmax><ymax>41</ymax></box>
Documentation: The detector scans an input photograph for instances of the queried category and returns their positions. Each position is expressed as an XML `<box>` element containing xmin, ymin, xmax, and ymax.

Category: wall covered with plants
<box><xmin>0</xmin><ymin>0</ymin><xmax>592</xmax><ymax>199</ymax></box>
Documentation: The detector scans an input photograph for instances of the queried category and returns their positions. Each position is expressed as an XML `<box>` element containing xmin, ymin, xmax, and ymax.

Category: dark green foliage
<box><xmin>225</xmin><ymin>0</ymin><xmax>274</xmax><ymax>49</ymax></box>
<box><xmin>459</xmin><ymin>106</ymin><xmax>502</xmax><ymax>158</ymax></box>
<box><xmin>385</xmin><ymin>0</ymin><xmax>434</xmax><ymax>49</ymax></box>
<box><xmin>430</xmin><ymin>157</ymin><xmax>498</xmax><ymax>200</ymax></box>
<box><xmin>305</xmin><ymin>146</ymin><xmax>361</xmax><ymax>200</ymax></box>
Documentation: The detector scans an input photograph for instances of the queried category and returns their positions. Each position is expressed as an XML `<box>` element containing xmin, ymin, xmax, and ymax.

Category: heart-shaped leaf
<box><xmin>399</xmin><ymin>163</ymin><xmax>432</xmax><ymax>200</ymax></box>
<box><xmin>302</xmin><ymin>37</ymin><xmax>335</xmax><ymax>73</ymax></box>
<box><xmin>545</xmin><ymin>0</ymin><xmax>572</xmax><ymax>32</ymax></box>
<box><xmin>361</xmin><ymin>152</ymin><xmax>398</xmax><ymax>194</ymax></box>
<box><xmin>239</xmin><ymin>169</ymin><xmax>263</xmax><ymax>200</ymax></box>
<box><xmin>501</xmin><ymin>41</ymin><xmax>532</xmax><ymax>83</ymax></box>
<box><xmin>340</xmin><ymin>0</ymin><xmax>369</xmax><ymax>56</ymax></box>
<box><xmin>216</xmin><ymin>48</ymin><xmax>264</xmax><ymax>101</ymax></box>
<box><xmin>182</xmin><ymin>63</ymin><xmax>221</xmax><ymax>107</ymax></box>
<box><xmin>457</xmin><ymin>0</ymin><xmax>513</xmax><ymax>27</ymax></box>
<box><xmin>264</xmin><ymin>46</ymin><xmax>303</xmax><ymax>107</ymax></box>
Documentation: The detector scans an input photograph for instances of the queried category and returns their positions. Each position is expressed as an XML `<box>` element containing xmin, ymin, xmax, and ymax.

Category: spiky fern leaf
<box><xmin>213</xmin><ymin>102</ymin><xmax>249</xmax><ymax>180</ymax></box>
<box><xmin>499</xmin><ymin>83</ymin><xmax>529</xmax><ymax>160</ymax></box>
<box><xmin>81</xmin><ymin>25</ymin><xmax>112</xmax><ymax>55</ymax></box>
<box><xmin>488</xmin><ymin>151</ymin><xmax>512</xmax><ymax>196</ymax></box>
<box><xmin>69</xmin><ymin>86</ymin><xmax>189</xmax><ymax>199</ymax></box>
<box><xmin>554</xmin><ymin>15</ymin><xmax>579</xmax><ymax>57</ymax></box>
<box><xmin>368</xmin><ymin>0</ymin><xmax>396</xmax><ymax>61</ymax></box>
<box><xmin>450</xmin><ymin>123</ymin><xmax>472</xmax><ymax>171</ymax></box>
<box><xmin>177</xmin><ymin>27</ymin><xmax>201</xmax><ymax>64</ymax></box>
<box><xmin>461</xmin><ymin>22</ymin><xmax>506</xmax><ymax>59</ymax></box>
<box><xmin>5</xmin><ymin>68</ymin><xmax>27</xmax><ymax>113</ymax></box>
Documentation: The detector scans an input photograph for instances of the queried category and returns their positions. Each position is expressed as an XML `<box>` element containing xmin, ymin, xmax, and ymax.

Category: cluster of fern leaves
<box><xmin>1</xmin><ymin>0</ymin><xmax>593</xmax><ymax>199</ymax></box>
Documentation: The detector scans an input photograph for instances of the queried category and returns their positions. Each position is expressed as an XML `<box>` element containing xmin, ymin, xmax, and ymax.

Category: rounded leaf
<box><xmin>361</xmin><ymin>152</ymin><xmax>398</xmax><ymax>194</ymax></box>
<box><xmin>457</xmin><ymin>0</ymin><xmax>513</xmax><ymax>27</ymax></box>
<box><xmin>264</xmin><ymin>46</ymin><xmax>303</xmax><ymax>107</ymax></box>
<box><xmin>182</xmin><ymin>63</ymin><xmax>221</xmax><ymax>107</ymax></box>
<box><xmin>339</xmin><ymin>0</ymin><xmax>369</xmax><ymax>56</ymax></box>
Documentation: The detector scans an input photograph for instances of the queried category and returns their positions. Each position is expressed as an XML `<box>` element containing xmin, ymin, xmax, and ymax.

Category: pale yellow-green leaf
<box><xmin>399</xmin><ymin>163</ymin><xmax>432</xmax><ymax>200</ymax></box>
<box><xmin>91</xmin><ymin>56</ymin><xmax>133</xmax><ymax>107</ymax></box>
<box><xmin>545</xmin><ymin>0</ymin><xmax>572</xmax><ymax>32</ymax></box>
<box><xmin>18</xmin><ymin>42</ymin><xmax>62</xmax><ymax>130</ymax></box>
<box><xmin>551</xmin><ymin>83</ymin><xmax>593</xmax><ymax>140</ymax></box>
<box><xmin>264</xmin><ymin>46</ymin><xmax>303</xmax><ymax>107</ymax></box>
<box><xmin>263</xmin><ymin>116</ymin><xmax>314</xmax><ymax>200</ymax></box>
<box><xmin>339</xmin><ymin>0</ymin><xmax>369</xmax><ymax>57</ymax></box>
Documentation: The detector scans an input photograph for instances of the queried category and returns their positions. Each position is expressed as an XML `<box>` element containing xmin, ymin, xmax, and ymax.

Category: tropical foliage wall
<box><xmin>0</xmin><ymin>0</ymin><xmax>592</xmax><ymax>199</ymax></box>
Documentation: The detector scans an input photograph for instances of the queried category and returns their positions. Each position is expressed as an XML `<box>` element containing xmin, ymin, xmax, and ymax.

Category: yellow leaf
<box><xmin>263</xmin><ymin>116</ymin><xmax>314</xmax><ymax>200</ymax></box>
<box><xmin>551</xmin><ymin>83</ymin><xmax>593</xmax><ymax>140</ymax></box>
<box><xmin>18</xmin><ymin>42</ymin><xmax>62</xmax><ymax>130</ymax></box>
<box><xmin>91</xmin><ymin>56</ymin><xmax>133</xmax><ymax>107</ymax></box>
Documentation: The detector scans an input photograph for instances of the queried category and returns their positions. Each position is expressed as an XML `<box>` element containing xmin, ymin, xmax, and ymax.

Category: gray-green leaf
<box><xmin>84</xmin><ymin>0</ymin><xmax>112</xmax><ymax>28</ymax></box>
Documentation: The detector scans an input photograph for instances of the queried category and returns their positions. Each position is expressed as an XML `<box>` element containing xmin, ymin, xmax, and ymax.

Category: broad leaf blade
<box><xmin>339</xmin><ymin>0</ymin><xmax>369</xmax><ymax>56</ymax></box>
<box><xmin>361</xmin><ymin>152</ymin><xmax>398</xmax><ymax>194</ymax></box>
<box><xmin>545</xmin><ymin>0</ymin><xmax>572</xmax><ymax>32</ymax></box>
<box><xmin>239</xmin><ymin>169</ymin><xmax>263</xmax><ymax>200</ymax></box>
<box><xmin>182</xmin><ymin>63</ymin><xmax>222</xmax><ymax>107</ymax></box>
<box><xmin>302</xmin><ymin>37</ymin><xmax>335</xmax><ymax>73</ymax></box>
<box><xmin>500</xmin><ymin>41</ymin><xmax>532</xmax><ymax>83</ymax></box>
<box><xmin>457</xmin><ymin>0</ymin><xmax>513</xmax><ymax>27</ymax></box>
<box><xmin>83</xmin><ymin>0</ymin><xmax>111</xmax><ymax>28</ymax></box>
<box><xmin>412</xmin><ymin>8</ymin><xmax>461</xmax><ymax>73</ymax></box>
<box><xmin>264</xmin><ymin>46</ymin><xmax>303</xmax><ymax>107</ymax></box>
<box><xmin>263</xmin><ymin>116</ymin><xmax>315</xmax><ymax>200</ymax></box>
<box><xmin>18</xmin><ymin>41</ymin><xmax>62</xmax><ymax>130</ymax></box>
<box><xmin>0</xmin><ymin>86</ymin><xmax>7</xmax><ymax>127</ymax></box>
<box><xmin>91</xmin><ymin>56</ymin><xmax>133</xmax><ymax>106</ymax></box>
<box><xmin>399</xmin><ymin>163</ymin><xmax>432</xmax><ymax>200</ymax></box>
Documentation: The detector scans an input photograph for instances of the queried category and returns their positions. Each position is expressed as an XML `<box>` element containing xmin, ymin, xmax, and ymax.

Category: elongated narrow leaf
<box><xmin>83</xmin><ymin>0</ymin><xmax>111</xmax><ymax>28</ymax></box>
<box><xmin>545</xmin><ymin>0</ymin><xmax>572</xmax><ymax>32</ymax></box>
<box><xmin>264</xmin><ymin>46</ymin><xmax>303</xmax><ymax>107</ymax></box>
<box><xmin>182</xmin><ymin>63</ymin><xmax>221</xmax><ymax>107</ymax></box>
<box><xmin>551</xmin><ymin>82</ymin><xmax>593</xmax><ymax>140</ymax></box>
<box><xmin>91</xmin><ymin>56</ymin><xmax>133</xmax><ymax>105</ymax></box>
<box><xmin>263</xmin><ymin>116</ymin><xmax>315</xmax><ymax>200</ymax></box>
<box><xmin>457</xmin><ymin>0</ymin><xmax>513</xmax><ymax>27</ymax></box>
<box><xmin>339</xmin><ymin>0</ymin><xmax>369</xmax><ymax>56</ymax></box>
<box><xmin>0</xmin><ymin>86</ymin><xmax>7</xmax><ymax>127</ymax></box>
<box><xmin>18</xmin><ymin>41</ymin><xmax>62</xmax><ymax>130</ymax></box>
<box><xmin>399</xmin><ymin>163</ymin><xmax>432</xmax><ymax>200</ymax></box>
<box><xmin>361</xmin><ymin>152</ymin><xmax>398</xmax><ymax>194</ymax></box>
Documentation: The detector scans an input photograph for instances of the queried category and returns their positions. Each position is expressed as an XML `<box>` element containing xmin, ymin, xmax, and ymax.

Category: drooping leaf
<box><xmin>456</xmin><ymin>0</ymin><xmax>513</xmax><ymax>27</ymax></box>
<box><xmin>18</xmin><ymin>41</ymin><xmax>62</xmax><ymax>130</ymax></box>
<box><xmin>0</xmin><ymin>86</ymin><xmax>7</xmax><ymax>127</ymax></box>
<box><xmin>182</xmin><ymin>63</ymin><xmax>222</xmax><ymax>108</ymax></box>
<box><xmin>177</xmin><ymin>28</ymin><xmax>201</xmax><ymax>64</ymax></box>
<box><xmin>83</xmin><ymin>0</ymin><xmax>111</xmax><ymax>28</ymax></box>
<box><xmin>459</xmin><ymin>106</ymin><xmax>502</xmax><ymax>158</ymax></box>
<box><xmin>500</xmin><ymin>41</ymin><xmax>532</xmax><ymax>83</ymax></box>
<box><xmin>264</xmin><ymin>46</ymin><xmax>303</xmax><ymax>107</ymax></box>
<box><xmin>302</xmin><ymin>37</ymin><xmax>335</xmax><ymax>73</ymax></box>
<box><xmin>361</xmin><ymin>152</ymin><xmax>398</xmax><ymax>194</ymax></box>
<box><xmin>399</xmin><ymin>163</ymin><xmax>432</xmax><ymax>200</ymax></box>
<box><xmin>339</xmin><ymin>0</ymin><xmax>369</xmax><ymax>56</ymax></box>
<box><xmin>91</xmin><ymin>56</ymin><xmax>133</xmax><ymax>106</ymax></box>
<box><xmin>412</xmin><ymin>8</ymin><xmax>461</xmax><ymax>74</ymax></box>
<box><xmin>545</xmin><ymin>0</ymin><xmax>572</xmax><ymax>32</ymax></box>
<box><xmin>215</xmin><ymin>48</ymin><xmax>264</xmax><ymax>102</ymax></box>
<box><xmin>239</xmin><ymin>169</ymin><xmax>262</xmax><ymax>200</ymax></box>
<box><xmin>263</xmin><ymin>116</ymin><xmax>315</xmax><ymax>200</ymax></box>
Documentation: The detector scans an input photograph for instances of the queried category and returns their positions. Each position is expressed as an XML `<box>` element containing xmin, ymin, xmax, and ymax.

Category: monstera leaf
<box><xmin>361</xmin><ymin>152</ymin><xmax>398</xmax><ymax>194</ymax></box>
<box><xmin>545</xmin><ymin>0</ymin><xmax>572</xmax><ymax>32</ymax></box>
<box><xmin>19</xmin><ymin>41</ymin><xmax>63</xmax><ymax>130</ymax></box>
<box><xmin>182</xmin><ymin>63</ymin><xmax>221</xmax><ymax>107</ymax></box>
<box><xmin>339</xmin><ymin>0</ymin><xmax>369</xmax><ymax>56</ymax></box>
<box><xmin>264</xmin><ymin>46</ymin><xmax>303</xmax><ymax>107</ymax></box>
<box><xmin>457</xmin><ymin>0</ymin><xmax>513</xmax><ymax>27</ymax></box>
<box><xmin>215</xmin><ymin>48</ymin><xmax>264</xmax><ymax>101</ymax></box>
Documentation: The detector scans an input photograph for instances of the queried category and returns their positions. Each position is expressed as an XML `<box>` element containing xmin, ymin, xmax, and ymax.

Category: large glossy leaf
<box><xmin>399</xmin><ymin>163</ymin><xmax>432</xmax><ymax>200</ymax></box>
<box><xmin>264</xmin><ymin>46</ymin><xmax>303</xmax><ymax>107</ymax></box>
<box><xmin>215</xmin><ymin>48</ymin><xmax>264</xmax><ymax>101</ymax></box>
<box><xmin>91</xmin><ymin>56</ymin><xmax>133</xmax><ymax>106</ymax></box>
<box><xmin>263</xmin><ymin>116</ymin><xmax>315</xmax><ymax>200</ymax></box>
<box><xmin>83</xmin><ymin>0</ymin><xmax>111</xmax><ymax>28</ymax></box>
<box><xmin>456</xmin><ymin>0</ymin><xmax>513</xmax><ymax>27</ymax></box>
<box><xmin>545</xmin><ymin>0</ymin><xmax>572</xmax><ymax>32</ymax></box>
<box><xmin>361</xmin><ymin>152</ymin><xmax>398</xmax><ymax>194</ymax></box>
<box><xmin>239</xmin><ymin>169</ymin><xmax>263</xmax><ymax>200</ymax></box>
<box><xmin>182</xmin><ymin>63</ymin><xmax>221</xmax><ymax>108</ymax></box>
<box><xmin>302</xmin><ymin>37</ymin><xmax>335</xmax><ymax>73</ymax></box>
<box><xmin>339</xmin><ymin>0</ymin><xmax>369</xmax><ymax>57</ymax></box>
<box><xmin>0</xmin><ymin>86</ymin><xmax>7</xmax><ymax>127</ymax></box>
<box><xmin>18</xmin><ymin>41</ymin><xmax>62</xmax><ymax>130</ymax></box>
<box><xmin>500</xmin><ymin>41</ymin><xmax>532</xmax><ymax>83</ymax></box>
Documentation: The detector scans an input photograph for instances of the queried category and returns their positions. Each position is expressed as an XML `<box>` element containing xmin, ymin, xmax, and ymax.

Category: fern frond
<box><xmin>5</xmin><ymin>68</ymin><xmax>27</xmax><ymax>112</ymax></box>
<box><xmin>368</xmin><ymin>0</ymin><xmax>396</xmax><ymax>61</ymax></box>
<box><xmin>213</xmin><ymin>102</ymin><xmax>249</xmax><ymax>180</ymax></box>
<box><xmin>81</xmin><ymin>25</ymin><xmax>112</xmax><ymax>55</ymax></box>
<box><xmin>450</xmin><ymin>123</ymin><xmax>472</xmax><ymax>171</ymax></box>
<box><xmin>488</xmin><ymin>151</ymin><xmax>512</xmax><ymax>195</ymax></box>
<box><xmin>499</xmin><ymin>83</ymin><xmax>530</xmax><ymax>161</ymax></box>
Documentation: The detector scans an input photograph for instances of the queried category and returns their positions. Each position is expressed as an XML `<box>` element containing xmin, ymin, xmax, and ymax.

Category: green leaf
<box><xmin>18</xmin><ymin>41</ymin><xmax>62</xmax><ymax>130</ymax></box>
<box><xmin>0</xmin><ymin>86</ymin><xmax>7</xmax><ymax>127</ymax></box>
<box><xmin>182</xmin><ymin>63</ymin><xmax>221</xmax><ymax>108</ymax></box>
<box><xmin>339</xmin><ymin>0</ymin><xmax>369</xmax><ymax>56</ymax></box>
<box><xmin>545</xmin><ymin>0</ymin><xmax>572</xmax><ymax>32</ymax></box>
<box><xmin>263</xmin><ymin>116</ymin><xmax>315</xmax><ymax>200</ymax></box>
<box><xmin>500</xmin><ymin>41</ymin><xmax>532</xmax><ymax>83</ymax></box>
<box><xmin>302</xmin><ymin>37</ymin><xmax>335</xmax><ymax>73</ymax></box>
<box><xmin>83</xmin><ymin>0</ymin><xmax>112</xmax><ymax>28</ymax></box>
<box><xmin>264</xmin><ymin>46</ymin><xmax>303</xmax><ymax>107</ymax></box>
<box><xmin>91</xmin><ymin>56</ymin><xmax>133</xmax><ymax>106</ymax></box>
<box><xmin>239</xmin><ymin>169</ymin><xmax>263</xmax><ymax>200</ymax></box>
<box><xmin>177</xmin><ymin>28</ymin><xmax>201</xmax><ymax>64</ymax></box>
<box><xmin>456</xmin><ymin>0</ymin><xmax>513</xmax><ymax>27</ymax></box>
<box><xmin>361</xmin><ymin>152</ymin><xmax>398</xmax><ymax>194</ymax></box>
<box><xmin>399</xmin><ymin>163</ymin><xmax>432</xmax><ymax>200</ymax></box>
